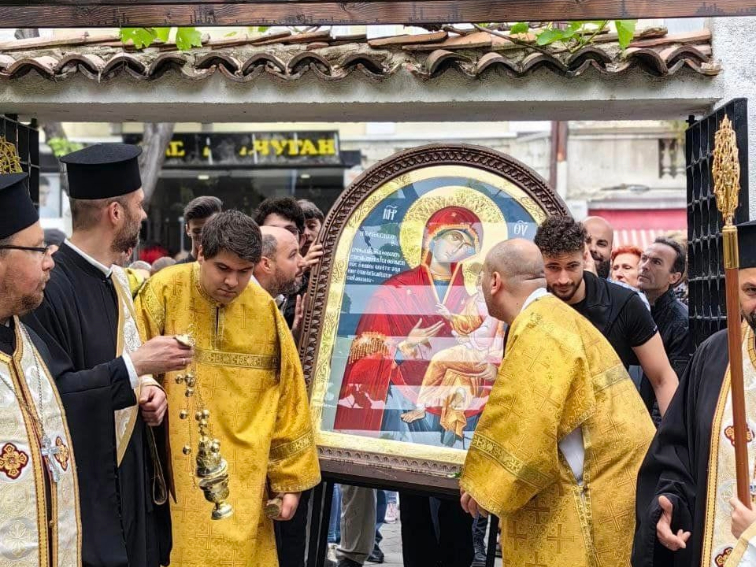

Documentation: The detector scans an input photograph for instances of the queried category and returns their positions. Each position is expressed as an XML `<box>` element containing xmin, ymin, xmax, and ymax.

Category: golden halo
<box><xmin>399</xmin><ymin>186</ymin><xmax>508</xmax><ymax>293</ymax></box>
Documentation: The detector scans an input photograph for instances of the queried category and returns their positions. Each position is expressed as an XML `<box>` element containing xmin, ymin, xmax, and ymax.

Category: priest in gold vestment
<box><xmin>0</xmin><ymin>173</ymin><xmax>81</xmax><ymax>566</ymax></box>
<box><xmin>134</xmin><ymin>211</ymin><xmax>321</xmax><ymax>567</ymax></box>
<box><xmin>460</xmin><ymin>239</ymin><xmax>655</xmax><ymax>567</ymax></box>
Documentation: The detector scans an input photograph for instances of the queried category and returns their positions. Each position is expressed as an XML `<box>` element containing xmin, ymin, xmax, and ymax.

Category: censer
<box><xmin>175</xmin><ymin>334</ymin><xmax>233</xmax><ymax>520</ymax></box>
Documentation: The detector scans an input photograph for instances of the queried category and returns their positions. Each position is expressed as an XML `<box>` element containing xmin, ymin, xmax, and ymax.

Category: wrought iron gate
<box><xmin>0</xmin><ymin>114</ymin><xmax>39</xmax><ymax>206</ymax></box>
<box><xmin>686</xmin><ymin>98</ymin><xmax>750</xmax><ymax>348</ymax></box>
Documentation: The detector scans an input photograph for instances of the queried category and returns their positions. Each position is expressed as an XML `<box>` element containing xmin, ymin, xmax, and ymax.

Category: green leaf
<box><xmin>175</xmin><ymin>27</ymin><xmax>203</xmax><ymax>51</ymax></box>
<box><xmin>509</xmin><ymin>22</ymin><xmax>529</xmax><ymax>35</ymax></box>
<box><xmin>224</xmin><ymin>31</ymin><xmax>238</xmax><ymax>38</ymax></box>
<box><xmin>152</xmin><ymin>27</ymin><xmax>171</xmax><ymax>42</ymax></box>
<box><xmin>119</xmin><ymin>28</ymin><xmax>157</xmax><ymax>50</ymax></box>
<box><xmin>47</xmin><ymin>137</ymin><xmax>83</xmax><ymax>158</ymax></box>
<box><xmin>562</xmin><ymin>21</ymin><xmax>582</xmax><ymax>39</ymax></box>
<box><xmin>615</xmin><ymin>19</ymin><xmax>637</xmax><ymax>49</ymax></box>
<box><xmin>536</xmin><ymin>28</ymin><xmax>565</xmax><ymax>46</ymax></box>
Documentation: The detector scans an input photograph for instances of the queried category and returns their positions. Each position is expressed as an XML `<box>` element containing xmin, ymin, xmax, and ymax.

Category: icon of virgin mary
<box><xmin>334</xmin><ymin>206</ymin><xmax>484</xmax><ymax>437</ymax></box>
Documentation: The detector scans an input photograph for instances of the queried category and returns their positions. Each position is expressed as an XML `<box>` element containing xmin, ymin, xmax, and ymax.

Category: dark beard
<box><xmin>20</xmin><ymin>292</ymin><xmax>43</xmax><ymax>315</ymax></box>
<box><xmin>112</xmin><ymin>216</ymin><xmax>141</xmax><ymax>254</ymax></box>
<box><xmin>596</xmin><ymin>260</ymin><xmax>611</xmax><ymax>279</ymax></box>
<box><xmin>272</xmin><ymin>271</ymin><xmax>301</xmax><ymax>297</ymax></box>
<box><xmin>113</xmin><ymin>227</ymin><xmax>139</xmax><ymax>254</ymax></box>
<box><xmin>745</xmin><ymin>311</ymin><xmax>756</xmax><ymax>332</ymax></box>
<box><xmin>547</xmin><ymin>283</ymin><xmax>580</xmax><ymax>303</ymax></box>
<box><xmin>0</xmin><ymin>279</ymin><xmax>43</xmax><ymax>318</ymax></box>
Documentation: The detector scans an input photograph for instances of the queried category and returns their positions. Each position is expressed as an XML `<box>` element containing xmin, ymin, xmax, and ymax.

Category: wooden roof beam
<box><xmin>1</xmin><ymin>0</ymin><xmax>756</xmax><ymax>28</ymax></box>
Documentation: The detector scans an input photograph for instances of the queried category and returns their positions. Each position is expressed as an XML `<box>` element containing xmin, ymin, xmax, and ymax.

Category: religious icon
<box><xmin>301</xmin><ymin>144</ymin><xmax>567</xmax><ymax>487</ymax></box>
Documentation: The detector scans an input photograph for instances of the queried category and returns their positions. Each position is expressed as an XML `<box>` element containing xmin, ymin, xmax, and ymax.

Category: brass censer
<box><xmin>175</xmin><ymin>334</ymin><xmax>234</xmax><ymax>520</ymax></box>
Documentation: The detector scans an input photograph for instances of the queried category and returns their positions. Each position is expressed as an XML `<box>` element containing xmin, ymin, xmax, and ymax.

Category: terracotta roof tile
<box><xmin>0</xmin><ymin>26</ymin><xmax>719</xmax><ymax>83</ymax></box>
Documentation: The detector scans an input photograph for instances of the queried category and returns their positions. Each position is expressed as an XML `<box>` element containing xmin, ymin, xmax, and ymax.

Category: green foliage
<box><xmin>118</xmin><ymin>28</ymin><xmax>159</xmax><ymax>49</ymax></box>
<box><xmin>47</xmin><ymin>137</ymin><xmax>83</xmax><ymax>158</ymax></box>
<box><xmin>248</xmin><ymin>26</ymin><xmax>270</xmax><ymax>35</ymax></box>
<box><xmin>536</xmin><ymin>27</ymin><xmax>567</xmax><ymax>46</ymax></box>
<box><xmin>175</xmin><ymin>28</ymin><xmax>203</xmax><ymax>51</ymax></box>
<box><xmin>507</xmin><ymin>19</ymin><xmax>638</xmax><ymax>51</ymax></box>
<box><xmin>119</xmin><ymin>26</ymin><xmax>203</xmax><ymax>52</ymax></box>
<box><xmin>615</xmin><ymin>20</ymin><xmax>637</xmax><ymax>49</ymax></box>
<box><xmin>509</xmin><ymin>22</ymin><xmax>529</xmax><ymax>35</ymax></box>
<box><xmin>152</xmin><ymin>27</ymin><xmax>171</xmax><ymax>42</ymax></box>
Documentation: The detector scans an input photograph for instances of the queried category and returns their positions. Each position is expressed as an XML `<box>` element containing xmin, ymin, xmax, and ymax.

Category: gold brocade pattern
<box><xmin>469</xmin><ymin>434</ymin><xmax>552</xmax><ymax>489</ymax></box>
<box><xmin>270</xmin><ymin>431</ymin><xmax>315</xmax><ymax>463</ymax></box>
<box><xmin>111</xmin><ymin>266</ymin><xmax>143</xmax><ymax>465</ymax></box>
<box><xmin>460</xmin><ymin>295</ymin><xmax>654</xmax><ymax>567</ymax></box>
<box><xmin>195</xmin><ymin>348</ymin><xmax>279</xmax><ymax>370</ymax></box>
<box><xmin>134</xmin><ymin>264</ymin><xmax>320</xmax><ymax>567</ymax></box>
<box><xmin>703</xmin><ymin>324</ymin><xmax>756</xmax><ymax>567</ymax></box>
<box><xmin>0</xmin><ymin>319</ymin><xmax>81</xmax><ymax>567</ymax></box>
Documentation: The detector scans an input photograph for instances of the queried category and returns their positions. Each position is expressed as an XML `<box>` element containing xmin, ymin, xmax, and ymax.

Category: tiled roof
<box><xmin>0</xmin><ymin>27</ymin><xmax>719</xmax><ymax>83</ymax></box>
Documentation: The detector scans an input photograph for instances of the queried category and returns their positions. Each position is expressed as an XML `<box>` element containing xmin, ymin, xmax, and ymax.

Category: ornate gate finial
<box><xmin>712</xmin><ymin>114</ymin><xmax>740</xmax><ymax>227</ymax></box>
<box><xmin>0</xmin><ymin>137</ymin><xmax>22</xmax><ymax>174</ymax></box>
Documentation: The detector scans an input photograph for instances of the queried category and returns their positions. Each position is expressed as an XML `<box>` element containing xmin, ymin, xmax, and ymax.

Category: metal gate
<box><xmin>686</xmin><ymin>98</ymin><xmax>750</xmax><ymax>348</ymax></box>
<box><xmin>0</xmin><ymin>114</ymin><xmax>39</xmax><ymax>206</ymax></box>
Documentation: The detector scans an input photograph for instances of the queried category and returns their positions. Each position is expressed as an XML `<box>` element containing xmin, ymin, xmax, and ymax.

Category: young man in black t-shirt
<box><xmin>534</xmin><ymin>216</ymin><xmax>679</xmax><ymax>417</ymax></box>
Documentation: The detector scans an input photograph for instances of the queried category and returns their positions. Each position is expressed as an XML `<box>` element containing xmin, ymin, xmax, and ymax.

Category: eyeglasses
<box><xmin>0</xmin><ymin>244</ymin><xmax>58</xmax><ymax>256</ymax></box>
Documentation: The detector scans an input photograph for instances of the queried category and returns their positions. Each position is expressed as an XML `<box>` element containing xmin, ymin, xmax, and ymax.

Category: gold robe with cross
<box><xmin>460</xmin><ymin>294</ymin><xmax>654</xmax><ymax>567</ymax></box>
<box><xmin>134</xmin><ymin>263</ymin><xmax>321</xmax><ymax>567</ymax></box>
<box><xmin>0</xmin><ymin>319</ymin><xmax>81</xmax><ymax>567</ymax></box>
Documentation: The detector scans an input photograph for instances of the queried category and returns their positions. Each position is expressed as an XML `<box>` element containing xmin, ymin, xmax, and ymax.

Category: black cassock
<box><xmin>23</xmin><ymin>242</ymin><xmax>171</xmax><ymax>567</ymax></box>
<box><xmin>632</xmin><ymin>329</ymin><xmax>730</xmax><ymax>567</ymax></box>
<box><xmin>0</xmin><ymin>318</ymin><xmax>52</xmax><ymax>360</ymax></box>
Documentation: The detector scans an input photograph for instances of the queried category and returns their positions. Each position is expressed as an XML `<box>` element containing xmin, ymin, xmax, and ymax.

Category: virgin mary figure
<box><xmin>334</xmin><ymin>206</ymin><xmax>484</xmax><ymax>440</ymax></box>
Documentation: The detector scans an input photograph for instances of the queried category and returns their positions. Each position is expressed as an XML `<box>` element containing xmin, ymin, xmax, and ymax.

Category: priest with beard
<box><xmin>23</xmin><ymin>144</ymin><xmax>194</xmax><ymax>567</ymax></box>
<box><xmin>632</xmin><ymin>220</ymin><xmax>756</xmax><ymax>567</ymax></box>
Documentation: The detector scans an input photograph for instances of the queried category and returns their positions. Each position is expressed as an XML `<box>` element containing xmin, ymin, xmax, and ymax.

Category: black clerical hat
<box><xmin>60</xmin><ymin>143</ymin><xmax>142</xmax><ymax>199</ymax></box>
<box><xmin>0</xmin><ymin>172</ymin><xmax>38</xmax><ymax>239</ymax></box>
<box><xmin>738</xmin><ymin>220</ymin><xmax>756</xmax><ymax>269</ymax></box>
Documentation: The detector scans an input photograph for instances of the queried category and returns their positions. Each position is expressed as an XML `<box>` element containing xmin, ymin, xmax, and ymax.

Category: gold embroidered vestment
<box><xmin>134</xmin><ymin>264</ymin><xmax>320</xmax><ymax>567</ymax></box>
<box><xmin>460</xmin><ymin>295</ymin><xmax>654</xmax><ymax>567</ymax></box>
<box><xmin>0</xmin><ymin>319</ymin><xmax>81</xmax><ymax>567</ymax></box>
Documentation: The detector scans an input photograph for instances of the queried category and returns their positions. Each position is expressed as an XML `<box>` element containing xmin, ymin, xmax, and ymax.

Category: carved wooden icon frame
<box><xmin>299</xmin><ymin>143</ymin><xmax>568</xmax><ymax>491</ymax></box>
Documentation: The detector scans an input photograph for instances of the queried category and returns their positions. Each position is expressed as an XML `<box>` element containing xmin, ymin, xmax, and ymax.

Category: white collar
<box><xmin>521</xmin><ymin>287</ymin><xmax>549</xmax><ymax>313</ymax></box>
<box><xmin>65</xmin><ymin>239</ymin><xmax>113</xmax><ymax>278</ymax></box>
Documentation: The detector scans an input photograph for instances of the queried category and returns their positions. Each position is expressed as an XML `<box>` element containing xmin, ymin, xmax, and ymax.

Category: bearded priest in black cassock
<box><xmin>23</xmin><ymin>144</ymin><xmax>193</xmax><ymax>567</ymax></box>
<box><xmin>633</xmin><ymin>220</ymin><xmax>756</xmax><ymax>567</ymax></box>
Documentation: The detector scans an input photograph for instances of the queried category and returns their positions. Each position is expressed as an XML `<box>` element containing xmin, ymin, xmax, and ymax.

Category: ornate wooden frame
<box><xmin>299</xmin><ymin>143</ymin><xmax>568</xmax><ymax>491</ymax></box>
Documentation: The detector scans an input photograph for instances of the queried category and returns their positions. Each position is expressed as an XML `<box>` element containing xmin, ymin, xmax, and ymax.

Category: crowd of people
<box><xmin>2</xmin><ymin>141</ymin><xmax>756</xmax><ymax>567</ymax></box>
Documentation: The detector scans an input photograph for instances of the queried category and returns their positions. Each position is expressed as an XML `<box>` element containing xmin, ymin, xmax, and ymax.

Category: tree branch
<box><xmin>139</xmin><ymin>123</ymin><xmax>174</xmax><ymax>206</ymax></box>
<box><xmin>473</xmin><ymin>24</ymin><xmax>554</xmax><ymax>56</ymax></box>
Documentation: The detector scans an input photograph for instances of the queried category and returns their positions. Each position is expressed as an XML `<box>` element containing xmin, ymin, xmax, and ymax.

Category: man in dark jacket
<box><xmin>534</xmin><ymin>216</ymin><xmax>679</xmax><ymax>418</ymax></box>
<box><xmin>638</xmin><ymin>237</ymin><xmax>693</xmax><ymax>380</ymax></box>
<box><xmin>177</xmin><ymin>195</ymin><xmax>222</xmax><ymax>263</ymax></box>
